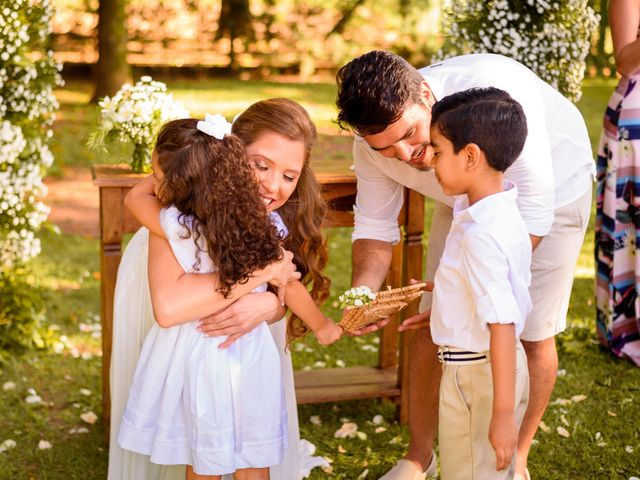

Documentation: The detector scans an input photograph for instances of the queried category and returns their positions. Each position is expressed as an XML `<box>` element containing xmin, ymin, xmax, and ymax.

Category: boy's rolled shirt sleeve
<box><xmin>460</xmin><ymin>231</ymin><xmax>530</xmax><ymax>335</ymax></box>
<box><xmin>351</xmin><ymin>139</ymin><xmax>404</xmax><ymax>245</ymax></box>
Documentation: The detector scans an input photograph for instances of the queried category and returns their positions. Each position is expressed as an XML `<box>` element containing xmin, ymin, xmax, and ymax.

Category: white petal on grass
<box><xmin>556</xmin><ymin>369</ymin><xmax>567</xmax><ymax>377</ymax></box>
<box><xmin>334</xmin><ymin>422</ymin><xmax>358</xmax><ymax>439</ymax></box>
<box><xmin>0</xmin><ymin>439</ymin><xmax>16</xmax><ymax>453</ymax></box>
<box><xmin>538</xmin><ymin>421</ymin><xmax>551</xmax><ymax>433</ymax></box>
<box><xmin>81</xmin><ymin>352</ymin><xmax>93</xmax><ymax>360</ymax></box>
<box><xmin>625</xmin><ymin>445</ymin><xmax>634</xmax><ymax>454</ymax></box>
<box><xmin>310</xmin><ymin>415</ymin><xmax>322</xmax><ymax>426</ymax></box>
<box><xmin>38</xmin><ymin>440</ymin><xmax>52</xmax><ymax>450</ymax></box>
<box><xmin>560</xmin><ymin>414</ymin><xmax>570</xmax><ymax>427</ymax></box>
<box><xmin>69</xmin><ymin>427</ymin><xmax>90</xmax><ymax>434</ymax></box>
<box><xmin>80</xmin><ymin>411</ymin><xmax>98</xmax><ymax>424</ymax></box>
<box><xmin>629</xmin><ymin>477</ymin><xmax>640</xmax><ymax>480</ymax></box>
<box><xmin>357</xmin><ymin>469</ymin><xmax>369</xmax><ymax>479</ymax></box>
<box><xmin>607</xmin><ymin>410</ymin><xmax>617</xmax><ymax>417</ymax></box>
<box><xmin>79</xmin><ymin>388</ymin><xmax>91</xmax><ymax>396</ymax></box>
<box><xmin>335</xmin><ymin>359</ymin><xmax>346</xmax><ymax>368</ymax></box>
<box><xmin>595</xmin><ymin>432</ymin><xmax>601</xmax><ymax>441</ymax></box>
<box><xmin>25</xmin><ymin>394</ymin><xmax>42</xmax><ymax>404</ymax></box>
<box><xmin>338</xmin><ymin>445</ymin><xmax>346</xmax><ymax>453</ymax></box>
<box><xmin>556</xmin><ymin>426</ymin><xmax>570</xmax><ymax>438</ymax></box>
<box><xmin>355</xmin><ymin>431</ymin><xmax>368</xmax><ymax>440</ymax></box>
<box><xmin>27</xmin><ymin>387</ymin><xmax>36</xmax><ymax>395</ymax></box>
<box><xmin>2</xmin><ymin>382</ymin><xmax>15</xmax><ymax>391</ymax></box>
<box><xmin>375</xmin><ymin>426</ymin><xmax>387</xmax><ymax>433</ymax></box>
<box><xmin>570</xmin><ymin>394</ymin><xmax>587</xmax><ymax>402</ymax></box>
<box><xmin>312</xmin><ymin>361</ymin><xmax>326</xmax><ymax>368</ymax></box>
<box><xmin>372</xmin><ymin>415</ymin><xmax>384</xmax><ymax>425</ymax></box>
<box><xmin>597</xmin><ymin>442</ymin><xmax>607</xmax><ymax>447</ymax></box>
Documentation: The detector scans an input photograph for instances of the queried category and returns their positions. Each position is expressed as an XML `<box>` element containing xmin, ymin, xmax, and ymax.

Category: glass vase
<box><xmin>131</xmin><ymin>143</ymin><xmax>152</xmax><ymax>173</ymax></box>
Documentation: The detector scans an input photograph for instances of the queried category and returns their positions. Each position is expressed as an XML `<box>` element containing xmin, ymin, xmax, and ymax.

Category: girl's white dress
<box><xmin>115</xmin><ymin>207</ymin><xmax>287</xmax><ymax>476</ymax></box>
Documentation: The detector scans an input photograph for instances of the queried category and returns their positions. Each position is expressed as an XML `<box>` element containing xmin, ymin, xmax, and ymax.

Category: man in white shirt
<box><xmin>335</xmin><ymin>51</ymin><xmax>594</xmax><ymax>480</ymax></box>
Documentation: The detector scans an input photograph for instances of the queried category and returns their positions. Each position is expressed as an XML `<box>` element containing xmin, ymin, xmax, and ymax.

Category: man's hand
<box><xmin>344</xmin><ymin>317</ymin><xmax>390</xmax><ymax>336</ymax></box>
<box><xmin>489</xmin><ymin>411</ymin><xmax>517</xmax><ymax>471</ymax></box>
<box><xmin>398</xmin><ymin>310</ymin><xmax>431</xmax><ymax>332</ymax></box>
<box><xmin>198</xmin><ymin>292</ymin><xmax>282</xmax><ymax>349</ymax></box>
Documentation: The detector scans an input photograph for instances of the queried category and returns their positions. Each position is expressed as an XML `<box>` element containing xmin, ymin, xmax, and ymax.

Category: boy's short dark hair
<box><xmin>431</xmin><ymin>87</ymin><xmax>527</xmax><ymax>172</ymax></box>
<box><xmin>336</xmin><ymin>50</ymin><xmax>424</xmax><ymax>135</ymax></box>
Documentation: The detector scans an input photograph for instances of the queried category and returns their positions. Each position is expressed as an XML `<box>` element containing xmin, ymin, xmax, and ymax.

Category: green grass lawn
<box><xmin>1</xmin><ymin>77</ymin><xmax>639</xmax><ymax>479</ymax></box>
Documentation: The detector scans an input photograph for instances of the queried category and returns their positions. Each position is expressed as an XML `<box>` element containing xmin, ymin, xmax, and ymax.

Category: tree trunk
<box><xmin>92</xmin><ymin>0</ymin><xmax>130</xmax><ymax>102</ymax></box>
<box><xmin>327</xmin><ymin>0</ymin><xmax>367</xmax><ymax>38</ymax></box>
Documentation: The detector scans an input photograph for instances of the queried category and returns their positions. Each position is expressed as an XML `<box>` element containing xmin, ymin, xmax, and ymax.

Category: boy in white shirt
<box><xmin>429</xmin><ymin>87</ymin><xmax>532</xmax><ymax>480</ymax></box>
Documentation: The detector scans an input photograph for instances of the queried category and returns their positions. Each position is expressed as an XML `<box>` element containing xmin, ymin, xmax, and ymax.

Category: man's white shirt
<box><xmin>430</xmin><ymin>182</ymin><xmax>532</xmax><ymax>353</ymax></box>
<box><xmin>352</xmin><ymin>53</ymin><xmax>595</xmax><ymax>244</ymax></box>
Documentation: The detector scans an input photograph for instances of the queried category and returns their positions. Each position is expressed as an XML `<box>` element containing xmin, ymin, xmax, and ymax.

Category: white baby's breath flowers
<box><xmin>90</xmin><ymin>76</ymin><xmax>189</xmax><ymax>173</ymax></box>
<box><xmin>0</xmin><ymin>0</ymin><xmax>60</xmax><ymax>269</ymax></box>
<box><xmin>338</xmin><ymin>286</ymin><xmax>376</xmax><ymax>309</ymax></box>
<box><xmin>437</xmin><ymin>0</ymin><xmax>599</xmax><ymax>101</ymax></box>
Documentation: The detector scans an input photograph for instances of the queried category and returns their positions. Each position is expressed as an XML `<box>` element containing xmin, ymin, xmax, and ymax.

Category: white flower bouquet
<box><xmin>89</xmin><ymin>76</ymin><xmax>189</xmax><ymax>172</ymax></box>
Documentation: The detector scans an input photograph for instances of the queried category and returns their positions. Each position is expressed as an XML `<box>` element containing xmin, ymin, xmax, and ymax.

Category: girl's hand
<box><xmin>314</xmin><ymin>319</ymin><xmax>343</xmax><ymax>346</ymax></box>
<box><xmin>198</xmin><ymin>292</ymin><xmax>283</xmax><ymax>348</ymax></box>
<box><xmin>489</xmin><ymin>411</ymin><xmax>517</xmax><ymax>471</ymax></box>
<box><xmin>267</xmin><ymin>250</ymin><xmax>301</xmax><ymax>304</ymax></box>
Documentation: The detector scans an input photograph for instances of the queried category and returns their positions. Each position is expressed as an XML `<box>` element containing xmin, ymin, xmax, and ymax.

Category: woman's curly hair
<box><xmin>155</xmin><ymin>118</ymin><xmax>282</xmax><ymax>297</ymax></box>
<box><xmin>232</xmin><ymin>99</ymin><xmax>330</xmax><ymax>345</ymax></box>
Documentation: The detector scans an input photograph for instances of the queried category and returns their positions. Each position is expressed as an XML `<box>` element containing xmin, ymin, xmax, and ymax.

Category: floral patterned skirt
<box><xmin>595</xmin><ymin>75</ymin><xmax>640</xmax><ymax>366</ymax></box>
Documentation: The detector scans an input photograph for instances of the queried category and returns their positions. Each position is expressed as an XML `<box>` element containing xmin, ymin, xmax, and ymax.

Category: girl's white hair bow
<box><xmin>196</xmin><ymin>113</ymin><xmax>232</xmax><ymax>140</ymax></box>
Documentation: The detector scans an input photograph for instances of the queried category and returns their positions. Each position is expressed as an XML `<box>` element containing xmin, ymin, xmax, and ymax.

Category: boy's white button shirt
<box><xmin>430</xmin><ymin>182</ymin><xmax>533</xmax><ymax>353</ymax></box>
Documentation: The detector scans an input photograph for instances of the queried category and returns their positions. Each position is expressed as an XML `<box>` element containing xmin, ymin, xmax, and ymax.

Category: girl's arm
<box><xmin>488</xmin><ymin>323</ymin><xmax>517</xmax><ymax>471</ymax></box>
<box><xmin>610</xmin><ymin>0</ymin><xmax>640</xmax><ymax>77</ymax></box>
<box><xmin>148</xmin><ymin>233</ymin><xmax>299</xmax><ymax>327</ymax></box>
<box><xmin>124</xmin><ymin>175</ymin><xmax>164</xmax><ymax>237</ymax></box>
<box><xmin>284</xmin><ymin>280</ymin><xmax>342</xmax><ymax>345</ymax></box>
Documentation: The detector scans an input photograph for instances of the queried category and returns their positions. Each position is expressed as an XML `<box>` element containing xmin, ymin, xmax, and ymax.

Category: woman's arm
<box><xmin>124</xmin><ymin>175</ymin><xmax>164</xmax><ymax>237</ymax></box>
<box><xmin>611</xmin><ymin>0</ymin><xmax>640</xmax><ymax>77</ymax></box>
<box><xmin>147</xmin><ymin>233</ymin><xmax>299</xmax><ymax>327</ymax></box>
<box><xmin>285</xmin><ymin>280</ymin><xmax>342</xmax><ymax>345</ymax></box>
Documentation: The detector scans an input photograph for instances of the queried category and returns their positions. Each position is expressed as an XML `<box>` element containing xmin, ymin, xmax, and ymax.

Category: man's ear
<box><xmin>463</xmin><ymin>143</ymin><xmax>482</xmax><ymax>171</ymax></box>
<box><xmin>420</xmin><ymin>81</ymin><xmax>434</xmax><ymax>106</ymax></box>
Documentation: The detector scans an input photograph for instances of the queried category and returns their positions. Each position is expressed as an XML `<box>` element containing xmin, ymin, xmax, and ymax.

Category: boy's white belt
<box><xmin>438</xmin><ymin>346</ymin><xmax>490</xmax><ymax>365</ymax></box>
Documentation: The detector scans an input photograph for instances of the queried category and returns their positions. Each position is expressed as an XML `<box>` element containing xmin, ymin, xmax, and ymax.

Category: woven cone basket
<box><xmin>338</xmin><ymin>282</ymin><xmax>427</xmax><ymax>333</ymax></box>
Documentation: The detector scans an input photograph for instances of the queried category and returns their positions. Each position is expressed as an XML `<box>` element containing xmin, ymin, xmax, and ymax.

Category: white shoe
<box><xmin>379</xmin><ymin>452</ymin><xmax>438</xmax><ymax>479</ymax></box>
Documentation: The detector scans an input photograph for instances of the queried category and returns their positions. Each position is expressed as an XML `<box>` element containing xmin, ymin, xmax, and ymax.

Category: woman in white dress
<box><xmin>108</xmin><ymin>99</ymin><xmax>331</xmax><ymax>480</ymax></box>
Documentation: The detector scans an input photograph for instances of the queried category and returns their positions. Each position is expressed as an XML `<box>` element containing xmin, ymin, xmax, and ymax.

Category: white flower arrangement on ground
<box><xmin>90</xmin><ymin>76</ymin><xmax>189</xmax><ymax>173</ymax></box>
<box><xmin>0</xmin><ymin>0</ymin><xmax>61</xmax><ymax>270</ymax></box>
<box><xmin>338</xmin><ymin>286</ymin><xmax>377</xmax><ymax>309</ymax></box>
<box><xmin>436</xmin><ymin>0</ymin><xmax>599</xmax><ymax>102</ymax></box>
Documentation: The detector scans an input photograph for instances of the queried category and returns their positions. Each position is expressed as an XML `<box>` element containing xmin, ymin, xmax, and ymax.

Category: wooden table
<box><xmin>93</xmin><ymin>162</ymin><xmax>424</xmax><ymax>434</ymax></box>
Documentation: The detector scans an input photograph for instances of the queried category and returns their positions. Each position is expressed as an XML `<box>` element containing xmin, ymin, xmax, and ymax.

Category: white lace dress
<box><xmin>116</xmin><ymin>207</ymin><xmax>287</xmax><ymax>476</ymax></box>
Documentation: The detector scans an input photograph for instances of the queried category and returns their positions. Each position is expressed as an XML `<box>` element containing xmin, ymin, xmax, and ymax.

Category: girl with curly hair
<box><xmin>116</xmin><ymin>115</ymin><xmax>341</xmax><ymax>480</ymax></box>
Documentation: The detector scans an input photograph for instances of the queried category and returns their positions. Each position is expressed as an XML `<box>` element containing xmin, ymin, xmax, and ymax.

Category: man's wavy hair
<box><xmin>336</xmin><ymin>50</ymin><xmax>425</xmax><ymax>135</ymax></box>
<box><xmin>232</xmin><ymin>98</ymin><xmax>330</xmax><ymax>345</ymax></box>
<box><xmin>155</xmin><ymin>118</ymin><xmax>282</xmax><ymax>297</ymax></box>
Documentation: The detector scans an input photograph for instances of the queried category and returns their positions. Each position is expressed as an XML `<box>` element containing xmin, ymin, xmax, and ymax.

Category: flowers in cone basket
<box><xmin>89</xmin><ymin>76</ymin><xmax>189</xmax><ymax>172</ymax></box>
<box><xmin>338</xmin><ymin>286</ymin><xmax>376</xmax><ymax>309</ymax></box>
